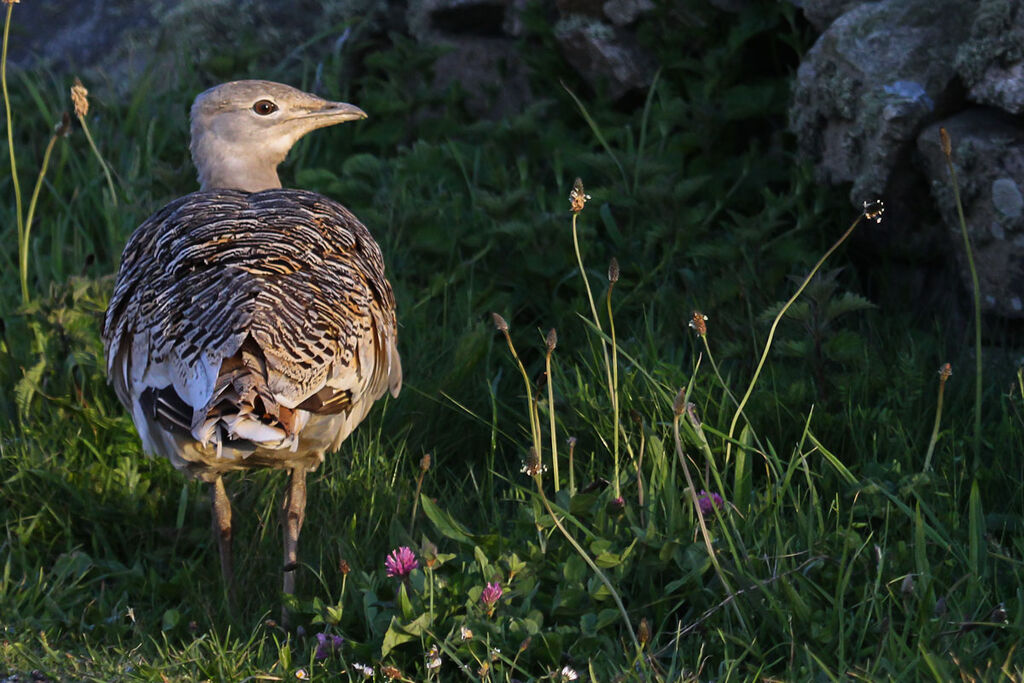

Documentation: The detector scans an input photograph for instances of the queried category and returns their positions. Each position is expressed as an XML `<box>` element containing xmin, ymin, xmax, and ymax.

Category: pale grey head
<box><xmin>189</xmin><ymin>80</ymin><xmax>367</xmax><ymax>192</ymax></box>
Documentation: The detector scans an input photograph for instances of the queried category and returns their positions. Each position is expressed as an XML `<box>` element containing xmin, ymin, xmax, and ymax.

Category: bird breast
<box><xmin>103</xmin><ymin>189</ymin><xmax>401</xmax><ymax>476</ymax></box>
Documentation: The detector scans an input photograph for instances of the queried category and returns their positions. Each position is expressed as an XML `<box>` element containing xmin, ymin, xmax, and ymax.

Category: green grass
<box><xmin>3</xmin><ymin>2</ymin><xmax>1024</xmax><ymax>680</ymax></box>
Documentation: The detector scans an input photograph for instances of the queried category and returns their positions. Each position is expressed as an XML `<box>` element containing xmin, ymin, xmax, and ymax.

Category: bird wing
<box><xmin>103</xmin><ymin>188</ymin><xmax>401</xmax><ymax>461</ymax></box>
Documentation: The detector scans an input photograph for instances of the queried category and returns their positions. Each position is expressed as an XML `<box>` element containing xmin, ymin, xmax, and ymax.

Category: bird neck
<box><xmin>191</xmin><ymin>131</ymin><xmax>287</xmax><ymax>192</ymax></box>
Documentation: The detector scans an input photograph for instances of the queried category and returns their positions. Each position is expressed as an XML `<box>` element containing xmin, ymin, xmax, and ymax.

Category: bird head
<box><xmin>189</xmin><ymin>80</ymin><xmax>367</xmax><ymax>192</ymax></box>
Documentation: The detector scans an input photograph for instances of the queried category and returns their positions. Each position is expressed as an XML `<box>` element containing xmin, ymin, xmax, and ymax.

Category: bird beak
<box><xmin>305</xmin><ymin>101</ymin><xmax>367</xmax><ymax>123</ymax></box>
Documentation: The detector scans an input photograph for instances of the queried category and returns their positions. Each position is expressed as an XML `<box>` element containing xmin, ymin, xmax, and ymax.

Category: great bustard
<box><xmin>102</xmin><ymin>80</ymin><xmax>402</xmax><ymax>611</ymax></box>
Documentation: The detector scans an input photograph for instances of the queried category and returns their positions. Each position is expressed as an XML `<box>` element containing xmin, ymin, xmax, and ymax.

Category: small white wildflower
<box><xmin>688</xmin><ymin>311</ymin><xmax>708</xmax><ymax>335</ymax></box>
<box><xmin>520</xmin><ymin>460</ymin><xmax>547</xmax><ymax>476</ymax></box>
<box><xmin>569</xmin><ymin>178</ymin><xmax>591</xmax><ymax>213</ymax></box>
<box><xmin>863</xmin><ymin>199</ymin><xmax>885</xmax><ymax>223</ymax></box>
<box><xmin>352</xmin><ymin>662</ymin><xmax>374</xmax><ymax>678</ymax></box>
<box><xmin>295</xmin><ymin>669</ymin><xmax>309</xmax><ymax>680</ymax></box>
<box><xmin>426</xmin><ymin>644</ymin><xmax>442</xmax><ymax>670</ymax></box>
<box><xmin>460</xmin><ymin>625</ymin><xmax>474</xmax><ymax>640</ymax></box>
<box><xmin>558</xmin><ymin>665</ymin><xmax>579</xmax><ymax>681</ymax></box>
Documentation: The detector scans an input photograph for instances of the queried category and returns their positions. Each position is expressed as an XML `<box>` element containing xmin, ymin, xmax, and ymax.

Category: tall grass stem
<box><xmin>2</xmin><ymin>3</ymin><xmax>26</xmax><ymax>303</ymax></box>
<box><xmin>562</xmin><ymin>83</ymin><xmax>628</xmax><ymax>188</ymax></box>
<box><xmin>567</xmin><ymin>437</ymin><xmax>576</xmax><ymax>494</ymax></box>
<box><xmin>410</xmin><ymin>453</ymin><xmax>430</xmax><ymax>532</ymax></box>
<box><xmin>571</xmin><ymin>211</ymin><xmax>612</xmax><ymax>396</ymax></box>
<box><xmin>532</xmin><ymin>475</ymin><xmax>640</xmax><ymax>653</ymax></box>
<box><xmin>635</xmin><ymin>427</ymin><xmax>646</xmax><ymax>524</ymax></box>
<box><xmin>632</xmin><ymin>69</ymin><xmax>660</xmax><ymax>196</ymax></box>
<box><xmin>77</xmin><ymin>115</ymin><xmax>118</xmax><ymax>207</ymax></box>
<box><xmin>545</xmin><ymin>334</ymin><xmax>559</xmax><ymax>492</ymax></box>
<box><xmin>607</xmin><ymin>281</ymin><xmax>620</xmax><ymax>499</ymax></box>
<box><xmin>697</xmin><ymin>329</ymin><xmax>767</xmax><ymax>459</ymax></box>
<box><xmin>923</xmin><ymin>364</ymin><xmax>951</xmax><ymax>472</ymax></box>
<box><xmin>672</xmin><ymin>411</ymin><xmax>745</xmax><ymax>630</ymax></box>
<box><xmin>19</xmin><ymin>131</ymin><xmax>60</xmax><ymax>305</ymax></box>
<box><xmin>725</xmin><ymin>209</ymin><xmax>867</xmax><ymax>464</ymax></box>
<box><xmin>940</xmin><ymin>128</ymin><xmax>981</xmax><ymax>468</ymax></box>
<box><xmin>496</xmin><ymin>321</ymin><xmax>542</xmax><ymax>459</ymax></box>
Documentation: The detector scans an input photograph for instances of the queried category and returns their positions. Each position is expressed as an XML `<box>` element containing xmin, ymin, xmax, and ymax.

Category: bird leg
<box><xmin>210</xmin><ymin>475</ymin><xmax>234</xmax><ymax>601</ymax></box>
<box><xmin>281</xmin><ymin>465</ymin><xmax>308</xmax><ymax>626</ymax></box>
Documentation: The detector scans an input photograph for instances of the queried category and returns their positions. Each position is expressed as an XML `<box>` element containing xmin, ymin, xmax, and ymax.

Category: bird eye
<box><xmin>252</xmin><ymin>100</ymin><xmax>278</xmax><ymax>116</ymax></box>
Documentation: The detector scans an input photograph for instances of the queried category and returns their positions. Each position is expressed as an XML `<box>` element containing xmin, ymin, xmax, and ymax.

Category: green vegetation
<box><xmin>2</xmin><ymin>2</ymin><xmax>1023</xmax><ymax>680</ymax></box>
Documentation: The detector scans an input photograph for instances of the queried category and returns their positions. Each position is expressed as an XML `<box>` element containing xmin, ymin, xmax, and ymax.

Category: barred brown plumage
<box><xmin>104</xmin><ymin>189</ymin><xmax>400</xmax><ymax>467</ymax></box>
<box><xmin>101</xmin><ymin>80</ymin><xmax>401</xmax><ymax>622</ymax></box>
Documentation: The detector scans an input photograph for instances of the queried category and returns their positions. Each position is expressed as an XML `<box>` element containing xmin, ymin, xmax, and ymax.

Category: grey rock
<box><xmin>435</xmin><ymin>37</ymin><xmax>533</xmax><ymax>118</ymax></box>
<box><xmin>407</xmin><ymin>0</ymin><xmax>532</xmax><ymax>118</ymax></box>
<box><xmin>602</xmin><ymin>0</ymin><xmax>655</xmax><ymax>26</ymax></box>
<box><xmin>993</xmin><ymin>177</ymin><xmax>1024</xmax><ymax>219</ymax></box>
<box><xmin>407</xmin><ymin>0</ymin><xmax>512</xmax><ymax>41</ymax></box>
<box><xmin>6</xmin><ymin>0</ymin><xmax>391</xmax><ymax>97</ymax></box>
<box><xmin>4</xmin><ymin>0</ymin><xmax>168</xmax><ymax>80</ymax></box>
<box><xmin>917</xmin><ymin>110</ymin><xmax>1024</xmax><ymax>318</ymax></box>
<box><xmin>705</xmin><ymin>0</ymin><xmax>752</xmax><ymax>15</ymax></box>
<box><xmin>791</xmin><ymin>0</ymin><xmax>975</xmax><ymax>205</ymax></box>
<box><xmin>789</xmin><ymin>0</ymin><xmax>880</xmax><ymax>32</ymax></box>
<box><xmin>503</xmin><ymin>0</ymin><xmax>530</xmax><ymax>37</ymax></box>
<box><xmin>966</xmin><ymin>62</ymin><xmax>1024</xmax><ymax>115</ymax></box>
<box><xmin>956</xmin><ymin>0</ymin><xmax>1024</xmax><ymax>114</ymax></box>
<box><xmin>554</xmin><ymin>15</ymin><xmax>655</xmax><ymax>99</ymax></box>
<box><xmin>556</xmin><ymin>0</ymin><xmax>605</xmax><ymax>18</ymax></box>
